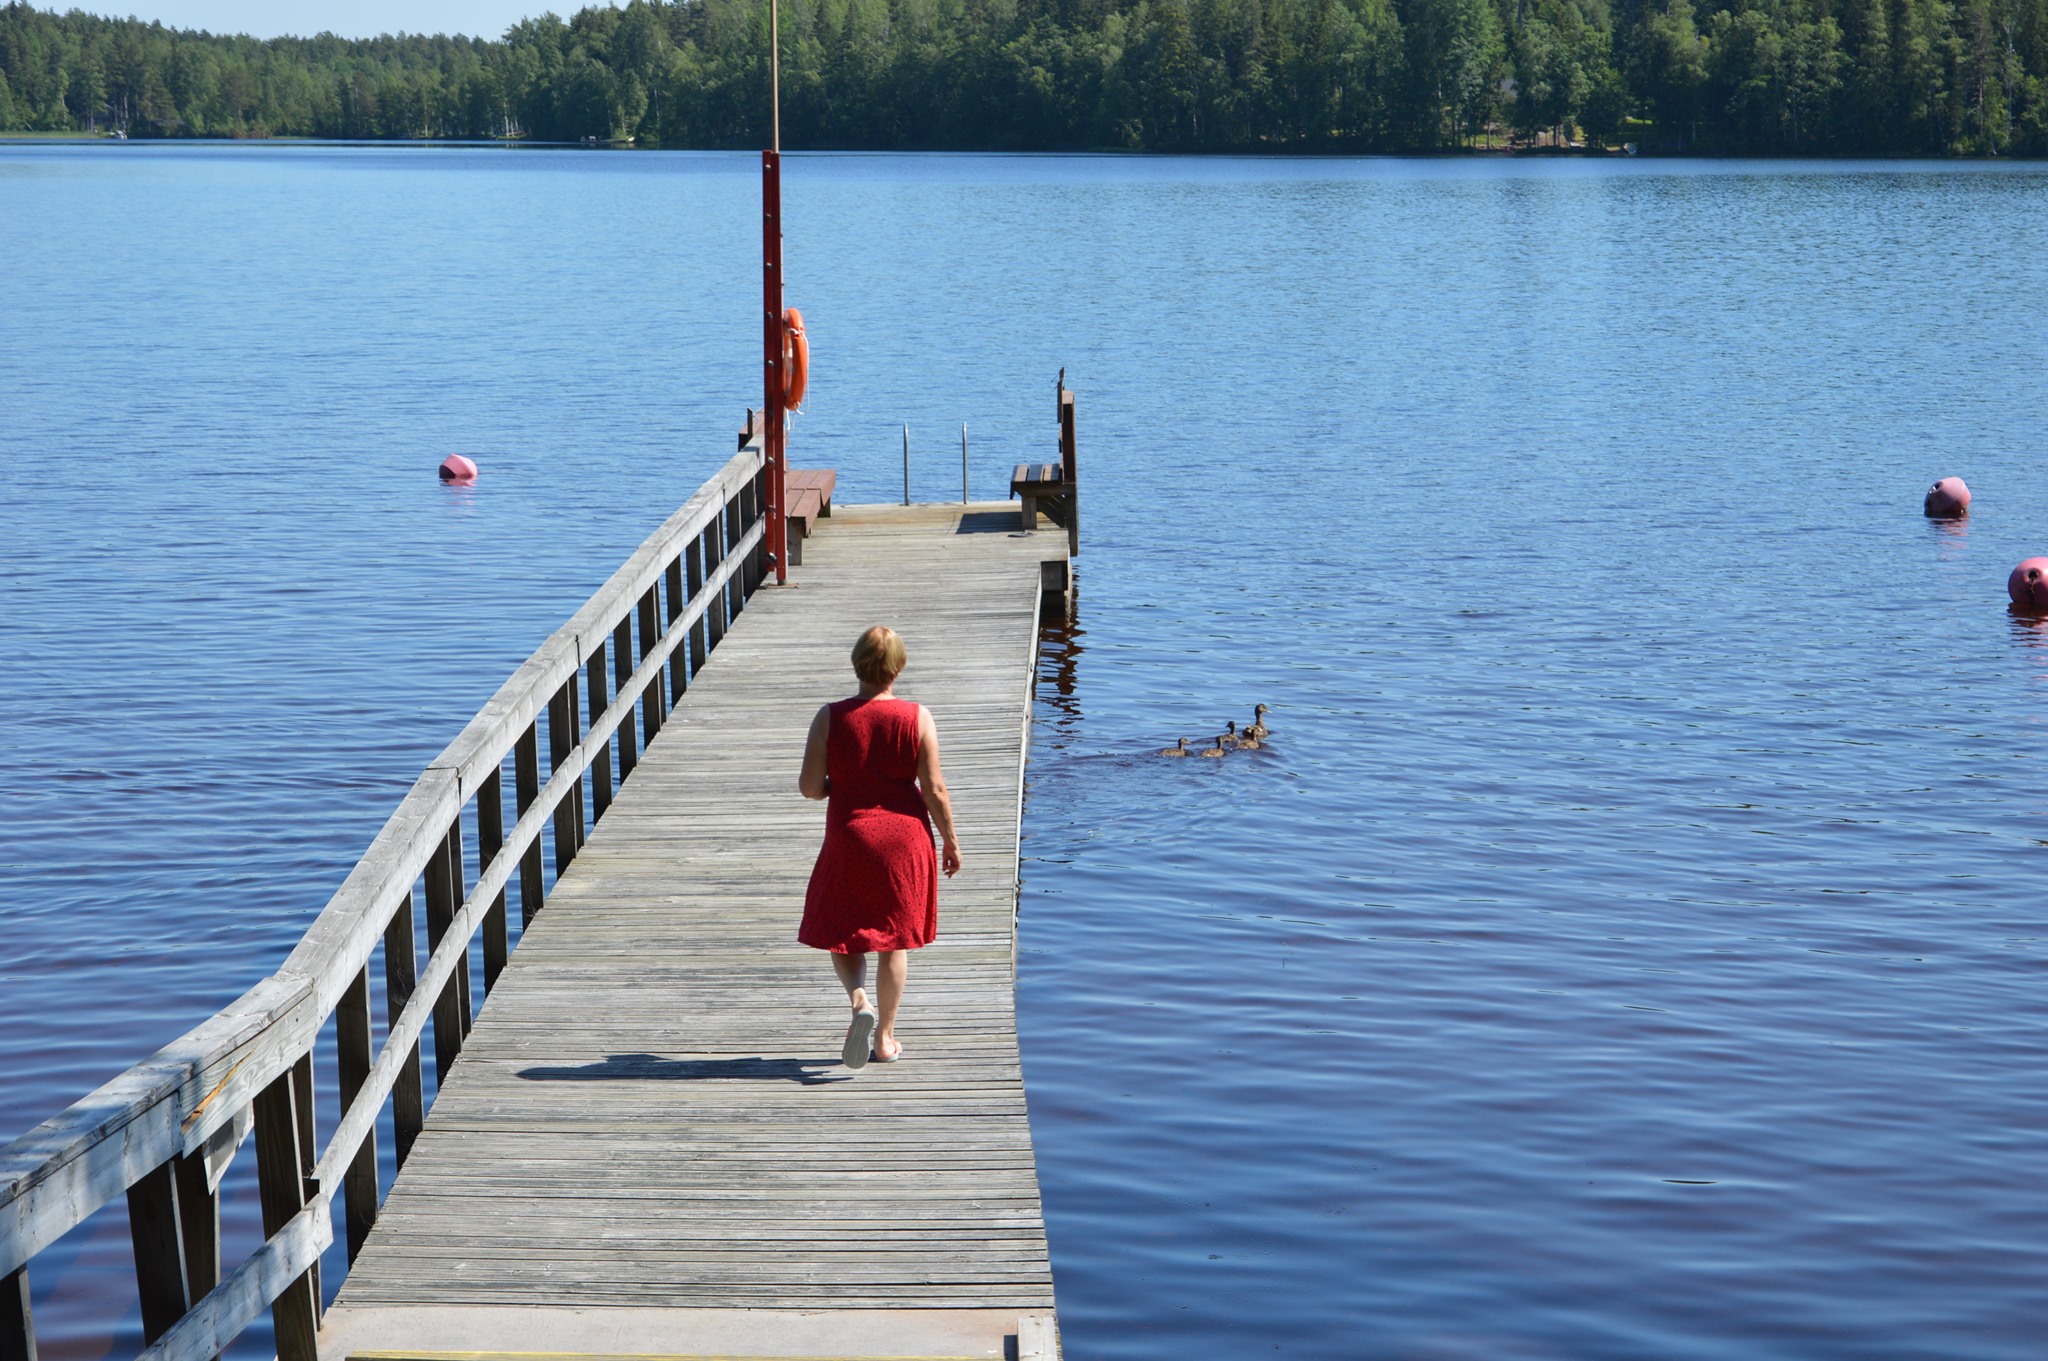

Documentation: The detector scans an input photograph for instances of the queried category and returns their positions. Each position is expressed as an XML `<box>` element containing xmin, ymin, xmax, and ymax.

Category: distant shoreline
<box><xmin>8</xmin><ymin>136</ymin><xmax>2045</xmax><ymax>164</ymax></box>
<box><xmin>6</xmin><ymin>0</ymin><xmax>2044</xmax><ymax>159</ymax></box>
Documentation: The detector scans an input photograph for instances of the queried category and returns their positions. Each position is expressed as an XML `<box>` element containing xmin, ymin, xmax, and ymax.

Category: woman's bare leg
<box><xmin>873</xmin><ymin>950</ymin><xmax>907</xmax><ymax>1058</ymax></box>
<box><xmin>831</xmin><ymin>951</ymin><xmax>870</xmax><ymax>1013</ymax></box>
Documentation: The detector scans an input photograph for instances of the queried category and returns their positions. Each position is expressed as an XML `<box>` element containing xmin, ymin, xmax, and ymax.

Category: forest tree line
<box><xmin>2</xmin><ymin>0</ymin><xmax>2045</xmax><ymax>154</ymax></box>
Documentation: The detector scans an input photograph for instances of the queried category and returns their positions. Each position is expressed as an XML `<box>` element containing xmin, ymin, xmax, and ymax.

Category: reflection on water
<box><xmin>1035</xmin><ymin>578</ymin><xmax>1085</xmax><ymax>730</ymax></box>
<box><xmin>6</xmin><ymin>146</ymin><xmax>2048</xmax><ymax>1360</ymax></box>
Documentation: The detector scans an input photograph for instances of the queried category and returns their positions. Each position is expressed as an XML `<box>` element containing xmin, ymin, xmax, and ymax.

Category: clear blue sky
<box><xmin>116</xmin><ymin>0</ymin><xmax>547</xmax><ymax>39</ymax></box>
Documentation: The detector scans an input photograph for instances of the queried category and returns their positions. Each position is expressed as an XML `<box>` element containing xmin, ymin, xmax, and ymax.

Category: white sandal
<box><xmin>843</xmin><ymin>1007</ymin><xmax>878</xmax><ymax>1068</ymax></box>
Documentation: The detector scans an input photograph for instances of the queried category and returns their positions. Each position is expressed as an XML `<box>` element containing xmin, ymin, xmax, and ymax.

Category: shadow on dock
<box><xmin>516</xmin><ymin>1054</ymin><xmax>852</xmax><ymax>1085</ymax></box>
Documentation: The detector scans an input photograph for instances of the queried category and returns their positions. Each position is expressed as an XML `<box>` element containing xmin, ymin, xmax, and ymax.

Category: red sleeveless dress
<box><xmin>799</xmin><ymin>696</ymin><xmax>938</xmax><ymax>954</ymax></box>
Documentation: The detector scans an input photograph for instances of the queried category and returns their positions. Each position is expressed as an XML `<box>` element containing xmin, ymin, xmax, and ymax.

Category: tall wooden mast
<box><xmin>762</xmin><ymin>0</ymin><xmax>788</xmax><ymax>584</ymax></box>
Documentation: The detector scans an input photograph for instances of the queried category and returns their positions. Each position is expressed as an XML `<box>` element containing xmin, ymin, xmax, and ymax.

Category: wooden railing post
<box><xmin>724</xmin><ymin>493</ymin><xmax>746</xmax><ymax>620</ymax></box>
<box><xmin>290</xmin><ymin>1052</ymin><xmax>320</xmax><ymax>1304</ymax></box>
<box><xmin>685</xmin><ymin>539</ymin><xmax>708</xmax><ymax>676</ymax></box>
<box><xmin>171</xmin><ymin>1149</ymin><xmax>218</xmax><ymax>1306</ymax></box>
<box><xmin>125</xmin><ymin>1161</ymin><xmax>187</xmax><ymax>1343</ymax></box>
<box><xmin>548</xmin><ymin>679</ymin><xmax>583</xmax><ymax>876</ymax></box>
<box><xmin>2</xmin><ymin>1267</ymin><xmax>33</xmax><ymax>1361</ymax></box>
<box><xmin>567</xmin><ymin>674</ymin><xmax>586</xmax><ymax>848</ymax></box>
<box><xmin>737</xmin><ymin>480</ymin><xmax>760</xmax><ymax>598</ymax></box>
<box><xmin>704</xmin><ymin>519</ymin><xmax>728</xmax><ymax>649</ymax></box>
<box><xmin>665</xmin><ymin>559</ymin><xmax>687</xmax><ymax>704</ymax></box>
<box><xmin>636</xmin><ymin>587</ymin><xmax>665</xmax><ymax>745</ymax></box>
<box><xmin>515</xmin><ymin>722</ymin><xmax>543</xmax><ymax>924</ymax></box>
<box><xmin>586</xmin><ymin>639</ymin><xmax>613</xmax><ymax>818</ymax></box>
<box><xmin>336</xmin><ymin>964</ymin><xmax>378</xmax><ymax>1261</ymax></box>
<box><xmin>477</xmin><ymin>768</ymin><xmax>508</xmax><ymax>989</ymax></box>
<box><xmin>252</xmin><ymin>1069</ymin><xmax>318</xmax><ymax>1361</ymax></box>
<box><xmin>750</xmin><ymin>469</ymin><xmax>770</xmax><ymax>591</ymax></box>
<box><xmin>611</xmin><ymin>618</ymin><xmax>638</xmax><ymax>779</ymax></box>
<box><xmin>383</xmin><ymin>891</ymin><xmax>425</xmax><ymax>1167</ymax></box>
<box><xmin>423</xmin><ymin>822</ymin><xmax>471</xmax><ymax>1083</ymax></box>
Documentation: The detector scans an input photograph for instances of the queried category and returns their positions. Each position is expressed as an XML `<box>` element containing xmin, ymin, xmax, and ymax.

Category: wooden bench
<box><xmin>785</xmin><ymin>467</ymin><xmax>835</xmax><ymax>565</ymax></box>
<box><xmin>1011</xmin><ymin>462</ymin><xmax>1068</xmax><ymax>533</ymax></box>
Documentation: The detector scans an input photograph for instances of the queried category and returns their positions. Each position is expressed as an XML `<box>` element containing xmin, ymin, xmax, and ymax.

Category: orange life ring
<box><xmin>782</xmin><ymin>307</ymin><xmax>809</xmax><ymax>409</ymax></box>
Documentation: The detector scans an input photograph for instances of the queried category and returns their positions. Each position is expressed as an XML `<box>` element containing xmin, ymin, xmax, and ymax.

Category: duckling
<box><xmin>1236</xmin><ymin>729</ymin><xmax>1263</xmax><ymax>751</ymax></box>
<box><xmin>1199</xmin><ymin>734</ymin><xmax>1229</xmax><ymax>758</ymax></box>
<box><xmin>1218</xmin><ymin>720</ymin><xmax>1244</xmax><ymax>749</ymax></box>
<box><xmin>1245</xmin><ymin>704</ymin><xmax>1270</xmax><ymax>741</ymax></box>
<box><xmin>1158</xmin><ymin>737</ymin><xmax>1191</xmax><ymax>757</ymax></box>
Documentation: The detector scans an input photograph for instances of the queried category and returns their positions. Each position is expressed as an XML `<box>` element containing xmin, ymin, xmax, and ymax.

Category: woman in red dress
<box><xmin>798</xmin><ymin>625</ymin><xmax>962</xmax><ymax>1068</ymax></box>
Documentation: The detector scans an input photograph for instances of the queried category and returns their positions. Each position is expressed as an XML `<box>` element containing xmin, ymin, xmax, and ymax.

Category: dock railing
<box><xmin>0</xmin><ymin>435</ymin><xmax>772</xmax><ymax>1361</ymax></box>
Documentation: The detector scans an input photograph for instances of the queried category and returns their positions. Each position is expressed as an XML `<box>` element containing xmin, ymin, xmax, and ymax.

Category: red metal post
<box><xmin>762</xmin><ymin>150</ymin><xmax>788</xmax><ymax>585</ymax></box>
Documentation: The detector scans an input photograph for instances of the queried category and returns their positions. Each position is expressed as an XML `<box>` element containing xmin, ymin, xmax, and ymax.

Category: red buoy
<box><xmin>2008</xmin><ymin>558</ymin><xmax>2048</xmax><ymax>614</ymax></box>
<box><xmin>439</xmin><ymin>454</ymin><xmax>478</xmax><ymax>484</ymax></box>
<box><xmin>1924</xmin><ymin>476</ymin><xmax>1970</xmax><ymax>518</ymax></box>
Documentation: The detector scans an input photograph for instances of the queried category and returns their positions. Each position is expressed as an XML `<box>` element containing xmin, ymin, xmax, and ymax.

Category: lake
<box><xmin>3</xmin><ymin>144</ymin><xmax>2046</xmax><ymax>1359</ymax></box>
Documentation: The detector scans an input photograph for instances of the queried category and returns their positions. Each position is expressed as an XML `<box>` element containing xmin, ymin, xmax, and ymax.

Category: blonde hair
<box><xmin>851</xmin><ymin>625</ymin><xmax>906</xmax><ymax>686</ymax></box>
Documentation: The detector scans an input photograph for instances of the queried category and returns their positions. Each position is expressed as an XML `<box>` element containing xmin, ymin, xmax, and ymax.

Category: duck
<box><xmin>1219</xmin><ymin>720</ymin><xmax>1244</xmax><ymax>749</ymax></box>
<box><xmin>1236</xmin><ymin>728</ymin><xmax>1263</xmax><ymax>751</ymax></box>
<box><xmin>1245</xmin><ymin>704</ymin><xmax>1270</xmax><ymax>741</ymax></box>
<box><xmin>1199</xmin><ymin>734</ymin><xmax>1229</xmax><ymax>758</ymax></box>
<box><xmin>1158</xmin><ymin>737</ymin><xmax>1191</xmax><ymax>757</ymax></box>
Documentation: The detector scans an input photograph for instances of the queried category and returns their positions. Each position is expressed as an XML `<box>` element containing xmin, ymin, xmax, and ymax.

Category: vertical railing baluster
<box><xmin>586</xmin><ymin>639</ymin><xmax>613</xmax><ymax>818</ymax></box>
<box><xmin>336</xmin><ymin>965</ymin><xmax>378</xmax><ymax>1261</ymax></box>
<box><xmin>3</xmin><ymin>1265</ymin><xmax>35</xmax><ymax>1361</ymax></box>
<box><xmin>548</xmin><ymin>680</ymin><xmax>583</xmax><ymax>875</ymax></box>
<box><xmin>567</xmin><ymin>672</ymin><xmax>586</xmax><ymax>847</ymax></box>
<box><xmin>749</xmin><ymin>469</ymin><xmax>769</xmax><ymax>593</ymax></box>
<box><xmin>478</xmin><ymin>768</ymin><xmax>507</xmax><ymax>988</ymax></box>
<box><xmin>516</xmin><ymin>722</ymin><xmax>543</xmax><ymax>922</ymax></box>
<box><xmin>289</xmin><ymin>1052</ymin><xmax>319</xmax><ymax>1304</ymax></box>
<box><xmin>252</xmin><ymin>1069</ymin><xmax>318</xmax><ymax>1361</ymax></box>
<box><xmin>746</xmin><ymin>478</ymin><xmax>761</xmax><ymax>597</ymax></box>
<box><xmin>704</xmin><ymin>519</ymin><xmax>728</xmax><ymax>650</ymax></box>
<box><xmin>665</xmin><ymin>558</ymin><xmax>687</xmax><ymax>704</ymax></box>
<box><xmin>170</xmin><ymin>1149</ymin><xmax>216</xmax><ymax>1314</ymax></box>
<box><xmin>723</xmin><ymin>492</ymin><xmax>744</xmax><ymax>623</ymax></box>
<box><xmin>637</xmin><ymin>587</ymin><xmax>665</xmax><ymax>745</ymax></box>
<box><xmin>612</xmin><ymin>617</ymin><xmax>637</xmax><ymax>779</ymax></box>
<box><xmin>424</xmin><ymin>823</ymin><xmax>470</xmax><ymax>1082</ymax></box>
<box><xmin>685</xmin><ymin>538</ymin><xmax>707</xmax><ymax>677</ymax></box>
<box><xmin>383</xmin><ymin>892</ymin><xmax>424</xmax><ymax>1167</ymax></box>
<box><xmin>125</xmin><ymin>1161</ymin><xmax>188</xmax><ymax>1344</ymax></box>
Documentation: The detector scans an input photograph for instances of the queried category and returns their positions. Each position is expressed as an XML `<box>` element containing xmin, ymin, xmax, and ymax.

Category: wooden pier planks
<box><xmin>321</xmin><ymin>504</ymin><xmax>1060</xmax><ymax>1357</ymax></box>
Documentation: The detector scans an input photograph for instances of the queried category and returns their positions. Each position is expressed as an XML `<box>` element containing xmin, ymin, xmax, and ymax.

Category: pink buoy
<box><xmin>1924</xmin><ymin>476</ymin><xmax>1970</xmax><ymax>518</ymax></box>
<box><xmin>2008</xmin><ymin>558</ymin><xmax>2048</xmax><ymax>614</ymax></box>
<box><xmin>438</xmin><ymin>454</ymin><xmax>478</xmax><ymax>484</ymax></box>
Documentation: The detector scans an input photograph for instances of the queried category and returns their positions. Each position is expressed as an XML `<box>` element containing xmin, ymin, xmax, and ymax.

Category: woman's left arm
<box><xmin>915</xmin><ymin>705</ymin><xmax>962</xmax><ymax>877</ymax></box>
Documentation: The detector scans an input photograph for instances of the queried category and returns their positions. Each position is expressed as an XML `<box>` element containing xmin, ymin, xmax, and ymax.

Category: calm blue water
<box><xmin>4</xmin><ymin>145</ymin><xmax>2048</xmax><ymax>1359</ymax></box>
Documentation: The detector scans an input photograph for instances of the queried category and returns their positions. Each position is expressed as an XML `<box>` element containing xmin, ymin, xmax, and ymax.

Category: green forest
<box><xmin>2</xmin><ymin>0</ymin><xmax>2044</xmax><ymax>153</ymax></box>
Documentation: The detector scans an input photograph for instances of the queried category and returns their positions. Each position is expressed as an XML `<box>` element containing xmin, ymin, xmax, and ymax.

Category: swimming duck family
<box><xmin>1162</xmin><ymin>708</ymin><xmax>1269</xmax><ymax>757</ymax></box>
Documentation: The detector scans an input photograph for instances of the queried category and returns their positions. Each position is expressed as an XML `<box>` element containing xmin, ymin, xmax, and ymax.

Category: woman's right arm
<box><xmin>798</xmin><ymin>704</ymin><xmax>831</xmax><ymax>800</ymax></box>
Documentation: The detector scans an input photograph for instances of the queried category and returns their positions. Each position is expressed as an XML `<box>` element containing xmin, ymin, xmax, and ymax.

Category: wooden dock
<box><xmin>323</xmin><ymin>503</ymin><xmax>1061</xmax><ymax>1359</ymax></box>
<box><xmin>0</xmin><ymin>410</ymin><xmax>1077</xmax><ymax>1361</ymax></box>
